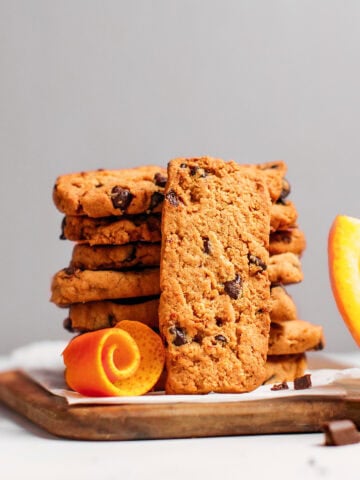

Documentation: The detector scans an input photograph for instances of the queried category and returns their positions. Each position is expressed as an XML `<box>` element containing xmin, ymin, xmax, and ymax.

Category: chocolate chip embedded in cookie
<box><xmin>159</xmin><ymin>156</ymin><xmax>272</xmax><ymax>394</ymax></box>
<box><xmin>268</xmin><ymin>319</ymin><xmax>325</xmax><ymax>355</ymax></box>
<box><xmin>70</xmin><ymin>243</ymin><xmax>161</xmax><ymax>270</ymax></box>
<box><xmin>269</xmin><ymin>228</ymin><xmax>306</xmax><ymax>256</ymax></box>
<box><xmin>50</xmin><ymin>267</ymin><xmax>160</xmax><ymax>306</ymax></box>
<box><xmin>61</xmin><ymin>214</ymin><xmax>161</xmax><ymax>246</ymax></box>
<box><xmin>255</xmin><ymin>160</ymin><xmax>288</xmax><ymax>203</ymax></box>
<box><xmin>53</xmin><ymin>165</ymin><xmax>167</xmax><ymax>217</ymax></box>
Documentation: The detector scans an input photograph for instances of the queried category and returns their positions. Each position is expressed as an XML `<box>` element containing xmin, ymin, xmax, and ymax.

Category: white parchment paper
<box><xmin>3</xmin><ymin>341</ymin><xmax>360</xmax><ymax>406</ymax></box>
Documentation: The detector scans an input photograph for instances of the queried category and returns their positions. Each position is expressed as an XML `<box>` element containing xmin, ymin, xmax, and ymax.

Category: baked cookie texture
<box><xmin>53</xmin><ymin>165</ymin><xmax>167</xmax><ymax>217</ymax></box>
<box><xmin>66</xmin><ymin>297</ymin><xmax>160</xmax><ymax>332</ymax></box>
<box><xmin>61</xmin><ymin>214</ymin><xmax>161</xmax><ymax>245</ymax></box>
<box><xmin>269</xmin><ymin>228</ymin><xmax>306</xmax><ymax>256</ymax></box>
<box><xmin>263</xmin><ymin>354</ymin><xmax>307</xmax><ymax>384</ymax></box>
<box><xmin>268</xmin><ymin>319</ymin><xmax>325</xmax><ymax>355</ymax></box>
<box><xmin>268</xmin><ymin>253</ymin><xmax>303</xmax><ymax>285</ymax></box>
<box><xmin>159</xmin><ymin>157</ymin><xmax>272</xmax><ymax>394</ymax></box>
<box><xmin>51</xmin><ymin>267</ymin><xmax>160</xmax><ymax>306</ymax></box>
<box><xmin>70</xmin><ymin>242</ymin><xmax>161</xmax><ymax>270</ymax></box>
<box><xmin>269</xmin><ymin>285</ymin><xmax>298</xmax><ymax>322</ymax></box>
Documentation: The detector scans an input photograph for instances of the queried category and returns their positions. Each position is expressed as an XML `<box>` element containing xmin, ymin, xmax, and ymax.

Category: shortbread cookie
<box><xmin>268</xmin><ymin>253</ymin><xmax>303</xmax><ymax>285</ymax></box>
<box><xmin>65</xmin><ymin>297</ymin><xmax>160</xmax><ymax>331</ymax></box>
<box><xmin>263</xmin><ymin>354</ymin><xmax>307</xmax><ymax>385</ymax></box>
<box><xmin>70</xmin><ymin>243</ymin><xmax>161</xmax><ymax>270</ymax></box>
<box><xmin>268</xmin><ymin>319</ymin><xmax>324</xmax><ymax>355</ymax></box>
<box><xmin>53</xmin><ymin>165</ymin><xmax>167</xmax><ymax>217</ymax></box>
<box><xmin>61</xmin><ymin>214</ymin><xmax>161</xmax><ymax>245</ymax></box>
<box><xmin>269</xmin><ymin>228</ymin><xmax>306</xmax><ymax>256</ymax></box>
<box><xmin>159</xmin><ymin>156</ymin><xmax>272</xmax><ymax>394</ymax></box>
<box><xmin>270</xmin><ymin>201</ymin><xmax>298</xmax><ymax>232</ymax></box>
<box><xmin>270</xmin><ymin>284</ymin><xmax>298</xmax><ymax>322</ymax></box>
<box><xmin>50</xmin><ymin>267</ymin><xmax>160</xmax><ymax>306</ymax></box>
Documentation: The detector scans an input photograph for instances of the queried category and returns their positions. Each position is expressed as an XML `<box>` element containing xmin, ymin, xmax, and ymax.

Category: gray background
<box><xmin>1</xmin><ymin>1</ymin><xmax>359</xmax><ymax>354</ymax></box>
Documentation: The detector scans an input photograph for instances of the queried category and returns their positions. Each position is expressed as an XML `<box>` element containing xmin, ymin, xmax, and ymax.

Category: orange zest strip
<box><xmin>62</xmin><ymin>328</ymin><xmax>140</xmax><ymax>396</ymax></box>
<box><xmin>114</xmin><ymin>321</ymin><xmax>166</xmax><ymax>396</ymax></box>
<box><xmin>62</xmin><ymin>321</ymin><xmax>166</xmax><ymax>396</ymax></box>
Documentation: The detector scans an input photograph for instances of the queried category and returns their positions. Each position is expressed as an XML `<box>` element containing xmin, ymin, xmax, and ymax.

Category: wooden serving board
<box><xmin>1</xmin><ymin>370</ymin><xmax>360</xmax><ymax>441</ymax></box>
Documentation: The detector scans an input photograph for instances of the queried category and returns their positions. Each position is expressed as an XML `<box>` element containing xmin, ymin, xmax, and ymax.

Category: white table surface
<box><xmin>1</xmin><ymin>345</ymin><xmax>360</xmax><ymax>480</ymax></box>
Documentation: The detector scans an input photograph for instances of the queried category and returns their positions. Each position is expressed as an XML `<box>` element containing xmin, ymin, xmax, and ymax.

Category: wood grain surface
<box><xmin>0</xmin><ymin>370</ymin><xmax>359</xmax><ymax>441</ymax></box>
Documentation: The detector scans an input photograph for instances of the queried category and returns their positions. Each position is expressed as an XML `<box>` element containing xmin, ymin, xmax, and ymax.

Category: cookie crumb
<box><xmin>270</xmin><ymin>381</ymin><xmax>289</xmax><ymax>391</ymax></box>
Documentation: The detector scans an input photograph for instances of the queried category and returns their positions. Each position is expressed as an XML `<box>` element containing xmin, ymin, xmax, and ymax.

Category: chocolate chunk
<box><xmin>165</xmin><ymin>189</ymin><xmax>179</xmax><ymax>207</ymax></box>
<box><xmin>110</xmin><ymin>186</ymin><xmax>134</xmax><ymax>211</ymax></box>
<box><xmin>202</xmin><ymin>237</ymin><xmax>212</xmax><ymax>254</ymax></box>
<box><xmin>169</xmin><ymin>326</ymin><xmax>187</xmax><ymax>346</ymax></box>
<box><xmin>154</xmin><ymin>172</ymin><xmax>167</xmax><ymax>187</ymax></box>
<box><xmin>294</xmin><ymin>373</ymin><xmax>312</xmax><ymax>390</ymax></box>
<box><xmin>248</xmin><ymin>254</ymin><xmax>267</xmax><ymax>271</ymax></box>
<box><xmin>323</xmin><ymin>420</ymin><xmax>360</xmax><ymax>446</ymax></box>
<box><xmin>271</xmin><ymin>381</ymin><xmax>289</xmax><ymax>391</ymax></box>
<box><xmin>224</xmin><ymin>274</ymin><xmax>242</xmax><ymax>299</ymax></box>
<box><xmin>149</xmin><ymin>191</ymin><xmax>165</xmax><ymax>210</ymax></box>
<box><xmin>215</xmin><ymin>335</ymin><xmax>227</xmax><ymax>343</ymax></box>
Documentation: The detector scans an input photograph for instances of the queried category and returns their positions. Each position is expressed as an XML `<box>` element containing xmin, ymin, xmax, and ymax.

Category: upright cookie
<box><xmin>50</xmin><ymin>267</ymin><xmax>160</xmax><ymax>306</ymax></box>
<box><xmin>159</xmin><ymin>156</ymin><xmax>272</xmax><ymax>394</ymax></box>
<box><xmin>270</xmin><ymin>201</ymin><xmax>298</xmax><ymax>232</ymax></box>
<box><xmin>53</xmin><ymin>166</ymin><xmax>167</xmax><ymax>217</ymax></box>
<box><xmin>61</xmin><ymin>214</ymin><xmax>161</xmax><ymax>245</ymax></box>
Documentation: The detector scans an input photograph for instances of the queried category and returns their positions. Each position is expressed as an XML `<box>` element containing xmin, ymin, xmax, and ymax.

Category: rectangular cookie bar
<box><xmin>159</xmin><ymin>157</ymin><xmax>272</xmax><ymax>394</ymax></box>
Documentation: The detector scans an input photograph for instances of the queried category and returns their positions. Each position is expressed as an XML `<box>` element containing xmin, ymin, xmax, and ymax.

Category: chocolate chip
<box><xmin>215</xmin><ymin>335</ymin><xmax>227</xmax><ymax>343</ymax></box>
<box><xmin>224</xmin><ymin>274</ymin><xmax>242</xmax><ymax>299</ymax></box>
<box><xmin>271</xmin><ymin>381</ymin><xmax>289</xmax><ymax>391</ymax></box>
<box><xmin>248</xmin><ymin>254</ymin><xmax>267</xmax><ymax>271</ymax></box>
<box><xmin>294</xmin><ymin>374</ymin><xmax>312</xmax><ymax>390</ymax></box>
<box><xmin>95</xmin><ymin>182</ymin><xmax>103</xmax><ymax>188</ymax></box>
<box><xmin>193</xmin><ymin>334</ymin><xmax>203</xmax><ymax>344</ymax></box>
<box><xmin>154</xmin><ymin>172</ymin><xmax>167</xmax><ymax>187</ymax></box>
<box><xmin>189</xmin><ymin>166</ymin><xmax>198</xmax><ymax>176</ymax></box>
<box><xmin>149</xmin><ymin>191</ymin><xmax>164</xmax><ymax>210</ymax></box>
<box><xmin>110</xmin><ymin>186</ymin><xmax>134</xmax><ymax>211</ymax></box>
<box><xmin>278</xmin><ymin>178</ymin><xmax>291</xmax><ymax>203</ymax></box>
<box><xmin>108</xmin><ymin>313</ymin><xmax>117</xmax><ymax>326</ymax></box>
<box><xmin>202</xmin><ymin>237</ymin><xmax>212</xmax><ymax>254</ymax></box>
<box><xmin>313</xmin><ymin>340</ymin><xmax>325</xmax><ymax>351</ymax></box>
<box><xmin>323</xmin><ymin>420</ymin><xmax>360</xmax><ymax>446</ymax></box>
<box><xmin>169</xmin><ymin>326</ymin><xmax>187</xmax><ymax>346</ymax></box>
<box><xmin>63</xmin><ymin>317</ymin><xmax>74</xmax><ymax>332</ymax></box>
<box><xmin>63</xmin><ymin>266</ymin><xmax>76</xmax><ymax>276</ymax></box>
<box><xmin>165</xmin><ymin>189</ymin><xmax>179</xmax><ymax>206</ymax></box>
<box><xmin>60</xmin><ymin>217</ymin><xmax>66</xmax><ymax>240</ymax></box>
<box><xmin>180</xmin><ymin>163</ymin><xmax>187</xmax><ymax>168</ymax></box>
<box><xmin>215</xmin><ymin>317</ymin><xmax>223</xmax><ymax>327</ymax></box>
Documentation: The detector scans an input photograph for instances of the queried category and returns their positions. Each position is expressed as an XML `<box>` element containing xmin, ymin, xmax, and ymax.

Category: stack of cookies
<box><xmin>50</xmin><ymin>158</ymin><xmax>324</xmax><ymax>393</ymax></box>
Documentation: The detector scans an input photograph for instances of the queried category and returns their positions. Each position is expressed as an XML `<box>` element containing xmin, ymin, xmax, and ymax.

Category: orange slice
<box><xmin>328</xmin><ymin>214</ymin><xmax>360</xmax><ymax>346</ymax></box>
